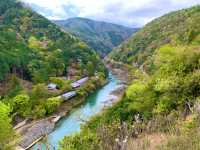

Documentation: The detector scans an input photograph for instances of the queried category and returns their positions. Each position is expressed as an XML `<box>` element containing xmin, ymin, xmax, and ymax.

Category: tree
<box><xmin>31</xmin><ymin>84</ymin><xmax>49</xmax><ymax>102</ymax></box>
<box><xmin>13</xmin><ymin>94</ymin><xmax>30</xmax><ymax>117</ymax></box>
<box><xmin>126</xmin><ymin>81</ymin><xmax>156</xmax><ymax>118</ymax></box>
<box><xmin>86</xmin><ymin>61</ymin><xmax>95</xmax><ymax>76</ymax></box>
<box><xmin>45</xmin><ymin>97</ymin><xmax>62</xmax><ymax>115</ymax></box>
<box><xmin>0</xmin><ymin>102</ymin><xmax>15</xmax><ymax>150</ymax></box>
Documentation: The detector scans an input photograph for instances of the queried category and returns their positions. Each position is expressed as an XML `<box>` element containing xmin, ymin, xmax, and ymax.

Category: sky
<box><xmin>21</xmin><ymin>0</ymin><xmax>200</xmax><ymax>27</ymax></box>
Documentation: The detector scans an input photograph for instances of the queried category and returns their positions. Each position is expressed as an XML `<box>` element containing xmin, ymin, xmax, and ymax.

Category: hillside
<box><xmin>53</xmin><ymin>18</ymin><xmax>138</xmax><ymax>56</ymax></box>
<box><xmin>109</xmin><ymin>5</ymin><xmax>200</xmax><ymax>72</ymax></box>
<box><xmin>0</xmin><ymin>0</ymin><xmax>105</xmax><ymax>83</ymax></box>
<box><xmin>60</xmin><ymin>5</ymin><xmax>200</xmax><ymax>150</ymax></box>
<box><xmin>0</xmin><ymin>1</ymin><xmax>107</xmax><ymax>148</ymax></box>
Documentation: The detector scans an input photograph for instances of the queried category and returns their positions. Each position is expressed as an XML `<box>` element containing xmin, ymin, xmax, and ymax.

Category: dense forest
<box><xmin>60</xmin><ymin>5</ymin><xmax>200</xmax><ymax>150</ymax></box>
<box><xmin>109</xmin><ymin>5</ymin><xmax>200</xmax><ymax>72</ymax></box>
<box><xmin>53</xmin><ymin>18</ymin><xmax>138</xmax><ymax>57</ymax></box>
<box><xmin>0</xmin><ymin>0</ymin><xmax>106</xmax><ymax>149</ymax></box>
<box><xmin>0</xmin><ymin>0</ymin><xmax>105</xmax><ymax>82</ymax></box>
<box><xmin>0</xmin><ymin>0</ymin><xmax>199</xmax><ymax>149</ymax></box>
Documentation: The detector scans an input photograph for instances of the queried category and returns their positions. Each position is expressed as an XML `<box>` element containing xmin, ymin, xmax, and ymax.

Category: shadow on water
<box><xmin>32</xmin><ymin>72</ymin><xmax>120</xmax><ymax>150</ymax></box>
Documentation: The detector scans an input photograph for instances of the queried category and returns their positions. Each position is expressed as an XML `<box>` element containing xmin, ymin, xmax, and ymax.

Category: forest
<box><xmin>60</xmin><ymin>5</ymin><xmax>200</xmax><ymax>150</ymax></box>
<box><xmin>0</xmin><ymin>0</ymin><xmax>199</xmax><ymax>150</ymax></box>
<box><xmin>0</xmin><ymin>0</ymin><xmax>106</xmax><ymax>149</ymax></box>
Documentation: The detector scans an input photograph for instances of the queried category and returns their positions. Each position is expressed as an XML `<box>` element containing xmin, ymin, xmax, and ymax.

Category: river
<box><xmin>32</xmin><ymin>72</ymin><xmax>121</xmax><ymax>150</ymax></box>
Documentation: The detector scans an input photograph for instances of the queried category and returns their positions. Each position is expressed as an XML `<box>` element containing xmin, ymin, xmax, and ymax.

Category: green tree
<box><xmin>60</xmin><ymin>131</ymin><xmax>99</xmax><ymax>150</ymax></box>
<box><xmin>0</xmin><ymin>102</ymin><xmax>15</xmax><ymax>150</ymax></box>
<box><xmin>86</xmin><ymin>61</ymin><xmax>95</xmax><ymax>76</ymax></box>
<box><xmin>45</xmin><ymin>97</ymin><xmax>62</xmax><ymax>115</ymax></box>
<box><xmin>13</xmin><ymin>94</ymin><xmax>30</xmax><ymax>117</ymax></box>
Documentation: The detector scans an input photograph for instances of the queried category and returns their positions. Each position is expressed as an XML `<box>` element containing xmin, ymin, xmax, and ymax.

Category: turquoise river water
<box><xmin>32</xmin><ymin>72</ymin><xmax>121</xmax><ymax>150</ymax></box>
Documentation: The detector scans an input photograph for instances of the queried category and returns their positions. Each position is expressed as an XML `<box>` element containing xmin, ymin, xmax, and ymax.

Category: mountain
<box><xmin>53</xmin><ymin>18</ymin><xmax>138</xmax><ymax>57</ymax></box>
<box><xmin>109</xmin><ymin>5</ymin><xmax>200</xmax><ymax>71</ymax></box>
<box><xmin>60</xmin><ymin>5</ymin><xmax>200</xmax><ymax>150</ymax></box>
<box><xmin>0</xmin><ymin>1</ymin><xmax>108</xmax><ymax>148</ymax></box>
<box><xmin>0</xmin><ymin>0</ymin><xmax>105</xmax><ymax>82</ymax></box>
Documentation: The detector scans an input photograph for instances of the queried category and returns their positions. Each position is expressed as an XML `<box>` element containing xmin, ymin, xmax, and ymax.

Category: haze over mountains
<box><xmin>53</xmin><ymin>18</ymin><xmax>138</xmax><ymax>56</ymax></box>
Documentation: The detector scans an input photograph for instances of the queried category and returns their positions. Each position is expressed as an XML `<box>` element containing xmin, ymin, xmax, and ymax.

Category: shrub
<box><xmin>12</xmin><ymin>94</ymin><xmax>30</xmax><ymax>117</ymax></box>
<box><xmin>60</xmin><ymin>131</ymin><xmax>100</xmax><ymax>150</ymax></box>
<box><xmin>45</xmin><ymin>97</ymin><xmax>62</xmax><ymax>115</ymax></box>
<box><xmin>49</xmin><ymin>77</ymin><xmax>72</xmax><ymax>92</ymax></box>
<box><xmin>0</xmin><ymin>102</ymin><xmax>15</xmax><ymax>149</ymax></box>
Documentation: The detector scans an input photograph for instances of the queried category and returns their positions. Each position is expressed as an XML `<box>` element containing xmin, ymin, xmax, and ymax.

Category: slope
<box><xmin>53</xmin><ymin>18</ymin><xmax>138</xmax><ymax>57</ymax></box>
<box><xmin>60</xmin><ymin>5</ymin><xmax>200</xmax><ymax>150</ymax></box>
<box><xmin>109</xmin><ymin>5</ymin><xmax>200</xmax><ymax>72</ymax></box>
<box><xmin>0</xmin><ymin>0</ymin><xmax>105</xmax><ymax>82</ymax></box>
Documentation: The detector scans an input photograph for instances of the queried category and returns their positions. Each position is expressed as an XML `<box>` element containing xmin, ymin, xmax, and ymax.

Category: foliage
<box><xmin>45</xmin><ymin>97</ymin><xmax>62</xmax><ymax>115</ymax></box>
<box><xmin>12</xmin><ymin>93</ymin><xmax>30</xmax><ymax>117</ymax></box>
<box><xmin>33</xmin><ymin>105</ymin><xmax>46</xmax><ymax>118</ymax></box>
<box><xmin>109</xmin><ymin>5</ymin><xmax>200</xmax><ymax>72</ymax></box>
<box><xmin>59</xmin><ymin>131</ymin><xmax>100</xmax><ymax>150</ymax></box>
<box><xmin>49</xmin><ymin>77</ymin><xmax>72</xmax><ymax>92</ymax></box>
<box><xmin>31</xmin><ymin>84</ymin><xmax>49</xmax><ymax>103</ymax></box>
<box><xmin>59</xmin><ymin>5</ymin><xmax>200</xmax><ymax>150</ymax></box>
<box><xmin>0</xmin><ymin>0</ymin><xmax>105</xmax><ymax>82</ymax></box>
<box><xmin>6</xmin><ymin>75</ymin><xmax>22</xmax><ymax>98</ymax></box>
<box><xmin>0</xmin><ymin>102</ymin><xmax>15</xmax><ymax>150</ymax></box>
<box><xmin>54</xmin><ymin>18</ymin><xmax>138</xmax><ymax>57</ymax></box>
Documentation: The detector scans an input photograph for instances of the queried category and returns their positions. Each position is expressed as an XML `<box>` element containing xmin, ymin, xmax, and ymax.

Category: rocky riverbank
<box><xmin>105</xmin><ymin>59</ymin><xmax>134</xmax><ymax>84</ymax></box>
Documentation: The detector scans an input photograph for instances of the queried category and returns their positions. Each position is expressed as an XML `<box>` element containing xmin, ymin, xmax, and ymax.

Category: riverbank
<box><xmin>15</xmin><ymin>76</ymin><xmax>108</xmax><ymax>150</ymax></box>
<box><xmin>32</xmin><ymin>72</ymin><xmax>124</xmax><ymax>149</ymax></box>
<box><xmin>105</xmin><ymin>59</ymin><xmax>136</xmax><ymax>84</ymax></box>
<box><xmin>58</xmin><ymin>73</ymin><xmax>126</xmax><ymax>149</ymax></box>
<box><xmin>15</xmin><ymin>97</ymin><xmax>88</xmax><ymax>149</ymax></box>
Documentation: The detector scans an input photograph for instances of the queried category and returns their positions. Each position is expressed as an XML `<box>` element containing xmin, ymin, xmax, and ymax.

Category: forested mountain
<box><xmin>53</xmin><ymin>18</ymin><xmax>138</xmax><ymax>56</ymax></box>
<box><xmin>0</xmin><ymin>1</ymin><xmax>107</xmax><ymax>148</ymax></box>
<box><xmin>109</xmin><ymin>5</ymin><xmax>200</xmax><ymax>72</ymax></box>
<box><xmin>0</xmin><ymin>0</ymin><xmax>105</xmax><ymax>83</ymax></box>
<box><xmin>61</xmin><ymin>5</ymin><xmax>200</xmax><ymax>150</ymax></box>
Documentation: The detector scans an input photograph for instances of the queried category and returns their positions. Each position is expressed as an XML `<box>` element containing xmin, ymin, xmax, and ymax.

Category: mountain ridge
<box><xmin>0</xmin><ymin>0</ymin><xmax>105</xmax><ymax>82</ymax></box>
<box><xmin>53</xmin><ymin>17</ymin><xmax>139</xmax><ymax>57</ymax></box>
<box><xmin>109</xmin><ymin>5</ymin><xmax>200</xmax><ymax>72</ymax></box>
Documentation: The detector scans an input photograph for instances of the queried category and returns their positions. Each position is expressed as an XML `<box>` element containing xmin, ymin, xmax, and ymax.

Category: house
<box><xmin>47</xmin><ymin>83</ymin><xmax>57</xmax><ymax>90</ymax></box>
<box><xmin>77</xmin><ymin>77</ymin><xmax>89</xmax><ymax>85</ymax></box>
<box><xmin>61</xmin><ymin>91</ymin><xmax>76</xmax><ymax>100</ymax></box>
<box><xmin>71</xmin><ymin>77</ymin><xmax>89</xmax><ymax>88</ymax></box>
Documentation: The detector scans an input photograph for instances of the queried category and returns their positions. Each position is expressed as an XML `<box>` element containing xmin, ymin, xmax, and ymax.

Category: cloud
<box><xmin>21</xmin><ymin>0</ymin><xmax>200</xmax><ymax>27</ymax></box>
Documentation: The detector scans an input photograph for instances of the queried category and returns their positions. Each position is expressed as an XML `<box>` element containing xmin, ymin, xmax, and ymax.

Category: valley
<box><xmin>0</xmin><ymin>1</ymin><xmax>199</xmax><ymax>150</ymax></box>
<box><xmin>53</xmin><ymin>18</ymin><xmax>138</xmax><ymax>57</ymax></box>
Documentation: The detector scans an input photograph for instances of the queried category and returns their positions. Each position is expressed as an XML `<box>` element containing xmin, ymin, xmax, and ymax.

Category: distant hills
<box><xmin>53</xmin><ymin>18</ymin><xmax>138</xmax><ymax>57</ymax></box>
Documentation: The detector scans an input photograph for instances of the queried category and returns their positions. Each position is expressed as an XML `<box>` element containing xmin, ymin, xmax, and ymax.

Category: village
<box><xmin>47</xmin><ymin>77</ymin><xmax>89</xmax><ymax>100</ymax></box>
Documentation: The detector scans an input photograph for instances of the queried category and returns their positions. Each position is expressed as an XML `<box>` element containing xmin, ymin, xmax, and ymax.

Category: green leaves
<box><xmin>60</xmin><ymin>131</ymin><xmax>100</xmax><ymax>150</ymax></box>
<box><xmin>12</xmin><ymin>94</ymin><xmax>30</xmax><ymax>117</ymax></box>
<box><xmin>0</xmin><ymin>0</ymin><xmax>106</xmax><ymax>83</ymax></box>
<box><xmin>109</xmin><ymin>5</ymin><xmax>200</xmax><ymax>71</ymax></box>
<box><xmin>45</xmin><ymin>97</ymin><xmax>62</xmax><ymax>115</ymax></box>
<box><xmin>0</xmin><ymin>102</ymin><xmax>15</xmax><ymax>149</ymax></box>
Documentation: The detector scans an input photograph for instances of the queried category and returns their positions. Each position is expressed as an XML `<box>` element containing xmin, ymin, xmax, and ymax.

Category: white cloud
<box><xmin>21</xmin><ymin>0</ymin><xmax>200</xmax><ymax>27</ymax></box>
